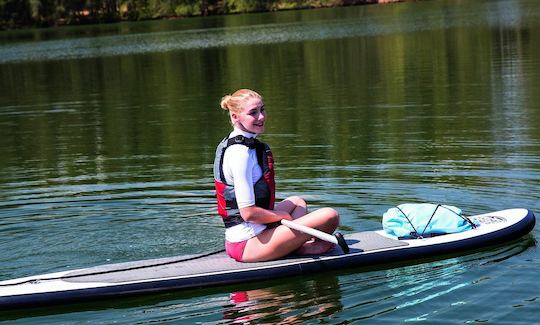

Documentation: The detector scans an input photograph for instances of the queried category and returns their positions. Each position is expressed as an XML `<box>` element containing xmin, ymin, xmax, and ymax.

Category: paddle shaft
<box><xmin>280</xmin><ymin>219</ymin><xmax>349</xmax><ymax>253</ymax></box>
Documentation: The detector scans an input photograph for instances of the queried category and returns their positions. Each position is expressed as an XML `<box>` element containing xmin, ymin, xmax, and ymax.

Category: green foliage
<box><xmin>174</xmin><ymin>2</ymin><xmax>201</xmax><ymax>17</ymax></box>
<box><xmin>0</xmin><ymin>0</ymin><xmax>381</xmax><ymax>29</ymax></box>
<box><xmin>223</xmin><ymin>0</ymin><xmax>269</xmax><ymax>14</ymax></box>
<box><xmin>1</xmin><ymin>0</ymin><xmax>32</xmax><ymax>27</ymax></box>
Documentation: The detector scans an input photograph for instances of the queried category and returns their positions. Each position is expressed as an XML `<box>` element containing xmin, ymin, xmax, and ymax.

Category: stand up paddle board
<box><xmin>0</xmin><ymin>208</ymin><xmax>535</xmax><ymax>309</ymax></box>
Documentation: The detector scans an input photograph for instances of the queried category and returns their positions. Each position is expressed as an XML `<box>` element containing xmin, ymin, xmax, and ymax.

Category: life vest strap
<box><xmin>223</xmin><ymin>215</ymin><xmax>245</xmax><ymax>228</ymax></box>
<box><xmin>226</xmin><ymin>135</ymin><xmax>260</xmax><ymax>149</ymax></box>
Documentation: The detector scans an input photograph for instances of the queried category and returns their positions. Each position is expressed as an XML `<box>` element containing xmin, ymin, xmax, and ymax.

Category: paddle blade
<box><xmin>335</xmin><ymin>232</ymin><xmax>349</xmax><ymax>254</ymax></box>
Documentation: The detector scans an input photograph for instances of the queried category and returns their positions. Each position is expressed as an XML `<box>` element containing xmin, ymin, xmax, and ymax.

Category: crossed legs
<box><xmin>242</xmin><ymin>196</ymin><xmax>339</xmax><ymax>262</ymax></box>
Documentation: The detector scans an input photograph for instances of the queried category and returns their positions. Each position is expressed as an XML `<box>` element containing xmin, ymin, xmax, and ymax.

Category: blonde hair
<box><xmin>220</xmin><ymin>89</ymin><xmax>263</xmax><ymax>114</ymax></box>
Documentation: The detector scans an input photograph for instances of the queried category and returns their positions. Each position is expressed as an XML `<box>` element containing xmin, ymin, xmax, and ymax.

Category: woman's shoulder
<box><xmin>224</xmin><ymin>142</ymin><xmax>251</xmax><ymax>159</ymax></box>
<box><xmin>230</xmin><ymin>140</ymin><xmax>254</xmax><ymax>150</ymax></box>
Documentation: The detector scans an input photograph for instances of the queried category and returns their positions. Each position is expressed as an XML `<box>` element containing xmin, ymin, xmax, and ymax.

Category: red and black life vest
<box><xmin>213</xmin><ymin>135</ymin><xmax>276</xmax><ymax>228</ymax></box>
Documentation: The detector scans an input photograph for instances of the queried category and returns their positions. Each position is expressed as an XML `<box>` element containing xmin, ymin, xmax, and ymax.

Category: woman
<box><xmin>214</xmin><ymin>89</ymin><xmax>339</xmax><ymax>262</ymax></box>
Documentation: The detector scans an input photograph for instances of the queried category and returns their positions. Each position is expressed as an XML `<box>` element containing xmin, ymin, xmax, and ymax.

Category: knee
<box><xmin>287</xmin><ymin>196</ymin><xmax>306</xmax><ymax>208</ymax></box>
<box><xmin>321</xmin><ymin>207</ymin><xmax>340</xmax><ymax>227</ymax></box>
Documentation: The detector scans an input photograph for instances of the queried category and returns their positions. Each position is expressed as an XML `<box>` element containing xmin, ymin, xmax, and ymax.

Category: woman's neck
<box><xmin>232</xmin><ymin>127</ymin><xmax>257</xmax><ymax>138</ymax></box>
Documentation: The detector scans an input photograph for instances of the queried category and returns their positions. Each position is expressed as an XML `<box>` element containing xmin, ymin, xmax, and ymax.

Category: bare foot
<box><xmin>295</xmin><ymin>239</ymin><xmax>335</xmax><ymax>255</ymax></box>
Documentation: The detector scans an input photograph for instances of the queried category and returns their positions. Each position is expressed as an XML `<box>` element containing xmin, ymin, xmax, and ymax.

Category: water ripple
<box><xmin>2</xmin><ymin>2</ymin><xmax>539</xmax><ymax>64</ymax></box>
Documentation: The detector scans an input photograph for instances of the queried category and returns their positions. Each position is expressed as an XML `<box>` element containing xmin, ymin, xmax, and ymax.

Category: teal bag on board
<box><xmin>382</xmin><ymin>203</ymin><xmax>476</xmax><ymax>239</ymax></box>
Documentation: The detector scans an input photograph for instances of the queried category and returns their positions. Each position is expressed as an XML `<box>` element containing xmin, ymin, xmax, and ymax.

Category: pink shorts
<box><xmin>225</xmin><ymin>240</ymin><xmax>248</xmax><ymax>262</ymax></box>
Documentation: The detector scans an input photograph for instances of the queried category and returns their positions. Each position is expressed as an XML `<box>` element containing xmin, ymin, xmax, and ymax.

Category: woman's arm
<box><xmin>239</xmin><ymin>205</ymin><xmax>293</xmax><ymax>224</ymax></box>
<box><xmin>226</xmin><ymin>144</ymin><xmax>287</xmax><ymax>223</ymax></box>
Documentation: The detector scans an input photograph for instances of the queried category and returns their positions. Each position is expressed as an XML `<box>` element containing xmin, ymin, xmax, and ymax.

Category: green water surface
<box><xmin>0</xmin><ymin>0</ymin><xmax>539</xmax><ymax>323</ymax></box>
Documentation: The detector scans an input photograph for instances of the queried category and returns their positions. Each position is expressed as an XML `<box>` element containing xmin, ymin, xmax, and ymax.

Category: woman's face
<box><xmin>231</xmin><ymin>96</ymin><xmax>266</xmax><ymax>135</ymax></box>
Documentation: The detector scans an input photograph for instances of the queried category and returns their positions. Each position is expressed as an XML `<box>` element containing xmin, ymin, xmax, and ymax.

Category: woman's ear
<box><xmin>230</xmin><ymin>112</ymin><xmax>238</xmax><ymax>123</ymax></box>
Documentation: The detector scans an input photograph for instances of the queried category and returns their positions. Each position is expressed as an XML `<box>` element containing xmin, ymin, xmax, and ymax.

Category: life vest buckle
<box><xmin>234</xmin><ymin>135</ymin><xmax>245</xmax><ymax>143</ymax></box>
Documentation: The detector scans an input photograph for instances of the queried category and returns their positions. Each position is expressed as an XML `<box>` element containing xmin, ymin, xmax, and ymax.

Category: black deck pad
<box><xmin>64</xmin><ymin>231</ymin><xmax>407</xmax><ymax>284</ymax></box>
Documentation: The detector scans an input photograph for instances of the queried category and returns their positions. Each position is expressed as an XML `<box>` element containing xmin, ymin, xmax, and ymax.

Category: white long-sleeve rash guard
<box><xmin>222</xmin><ymin>128</ymin><xmax>267</xmax><ymax>242</ymax></box>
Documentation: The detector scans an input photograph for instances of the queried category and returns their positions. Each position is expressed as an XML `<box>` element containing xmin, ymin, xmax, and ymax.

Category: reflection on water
<box><xmin>224</xmin><ymin>277</ymin><xmax>342</xmax><ymax>323</ymax></box>
<box><xmin>1</xmin><ymin>0</ymin><xmax>539</xmax><ymax>64</ymax></box>
<box><xmin>336</xmin><ymin>238</ymin><xmax>536</xmax><ymax>323</ymax></box>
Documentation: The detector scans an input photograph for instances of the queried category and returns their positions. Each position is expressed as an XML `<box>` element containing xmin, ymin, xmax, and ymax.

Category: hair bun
<box><xmin>219</xmin><ymin>89</ymin><xmax>262</xmax><ymax>114</ymax></box>
<box><xmin>220</xmin><ymin>95</ymin><xmax>231</xmax><ymax>111</ymax></box>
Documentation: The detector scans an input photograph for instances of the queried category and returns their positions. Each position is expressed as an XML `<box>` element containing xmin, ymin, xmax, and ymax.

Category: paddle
<box><xmin>280</xmin><ymin>219</ymin><xmax>350</xmax><ymax>254</ymax></box>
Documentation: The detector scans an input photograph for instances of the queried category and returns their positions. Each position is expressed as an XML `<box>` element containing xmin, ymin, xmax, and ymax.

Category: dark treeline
<box><xmin>0</xmin><ymin>0</ymin><xmax>399</xmax><ymax>29</ymax></box>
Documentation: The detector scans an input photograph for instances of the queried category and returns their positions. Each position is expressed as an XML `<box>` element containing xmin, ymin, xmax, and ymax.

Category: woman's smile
<box><xmin>234</xmin><ymin>97</ymin><xmax>266</xmax><ymax>134</ymax></box>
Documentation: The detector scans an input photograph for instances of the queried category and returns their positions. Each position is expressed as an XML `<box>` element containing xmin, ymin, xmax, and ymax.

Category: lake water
<box><xmin>1</xmin><ymin>0</ymin><xmax>539</xmax><ymax>322</ymax></box>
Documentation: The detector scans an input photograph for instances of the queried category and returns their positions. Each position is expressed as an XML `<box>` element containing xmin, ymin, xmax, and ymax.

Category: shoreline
<box><xmin>0</xmin><ymin>0</ymin><xmax>405</xmax><ymax>31</ymax></box>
